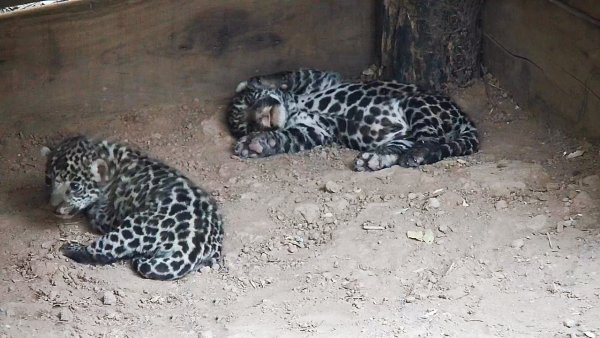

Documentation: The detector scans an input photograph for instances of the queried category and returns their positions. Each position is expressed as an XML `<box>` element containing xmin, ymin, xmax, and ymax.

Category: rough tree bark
<box><xmin>380</xmin><ymin>0</ymin><xmax>483</xmax><ymax>92</ymax></box>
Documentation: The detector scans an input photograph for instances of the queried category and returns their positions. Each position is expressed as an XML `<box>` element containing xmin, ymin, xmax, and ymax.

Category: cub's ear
<box><xmin>90</xmin><ymin>159</ymin><xmax>110</xmax><ymax>183</ymax></box>
<box><xmin>235</xmin><ymin>81</ymin><xmax>248</xmax><ymax>93</ymax></box>
<box><xmin>40</xmin><ymin>146</ymin><xmax>52</xmax><ymax>157</ymax></box>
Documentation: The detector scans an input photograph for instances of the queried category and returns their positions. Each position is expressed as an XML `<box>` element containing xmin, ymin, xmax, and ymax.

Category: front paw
<box><xmin>398</xmin><ymin>146</ymin><xmax>430</xmax><ymax>167</ymax></box>
<box><xmin>354</xmin><ymin>152</ymin><xmax>397</xmax><ymax>172</ymax></box>
<box><xmin>61</xmin><ymin>242</ymin><xmax>95</xmax><ymax>264</ymax></box>
<box><xmin>234</xmin><ymin>133</ymin><xmax>278</xmax><ymax>158</ymax></box>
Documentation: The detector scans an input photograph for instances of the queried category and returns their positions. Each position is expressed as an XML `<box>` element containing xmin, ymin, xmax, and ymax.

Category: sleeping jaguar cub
<box><xmin>228</xmin><ymin>69</ymin><xmax>479</xmax><ymax>171</ymax></box>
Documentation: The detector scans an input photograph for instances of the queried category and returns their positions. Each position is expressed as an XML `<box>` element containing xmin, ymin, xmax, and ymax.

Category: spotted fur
<box><xmin>228</xmin><ymin>69</ymin><xmax>479</xmax><ymax>171</ymax></box>
<box><xmin>43</xmin><ymin>136</ymin><xmax>224</xmax><ymax>280</ymax></box>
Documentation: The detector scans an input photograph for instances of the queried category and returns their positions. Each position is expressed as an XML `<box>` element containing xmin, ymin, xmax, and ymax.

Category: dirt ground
<box><xmin>0</xmin><ymin>78</ymin><xmax>599</xmax><ymax>338</ymax></box>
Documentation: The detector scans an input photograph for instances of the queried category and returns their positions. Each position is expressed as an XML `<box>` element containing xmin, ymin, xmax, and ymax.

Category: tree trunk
<box><xmin>380</xmin><ymin>0</ymin><xmax>483</xmax><ymax>92</ymax></box>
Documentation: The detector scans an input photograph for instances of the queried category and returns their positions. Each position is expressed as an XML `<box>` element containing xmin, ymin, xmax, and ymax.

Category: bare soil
<box><xmin>0</xmin><ymin>80</ymin><xmax>599</xmax><ymax>337</ymax></box>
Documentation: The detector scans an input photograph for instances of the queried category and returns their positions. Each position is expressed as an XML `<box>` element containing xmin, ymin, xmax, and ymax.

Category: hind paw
<box><xmin>354</xmin><ymin>152</ymin><xmax>398</xmax><ymax>172</ymax></box>
<box><xmin>234</xmin><ymin>132</ymin><xmax>279</xmax><ymax>158</ymax></box>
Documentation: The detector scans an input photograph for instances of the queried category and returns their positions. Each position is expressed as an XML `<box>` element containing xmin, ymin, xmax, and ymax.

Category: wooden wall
<box><xmin>0</xmin><ymin>0</ymin><xmax>376</xmax><ymax>126</ymax></box>
<box><xmin>483</xmin><ymin>0</ymin><xmax>600</xmax><ymax>140</ymax></box>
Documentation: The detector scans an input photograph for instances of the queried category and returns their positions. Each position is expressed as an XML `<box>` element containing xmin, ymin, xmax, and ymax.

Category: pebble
<box><xmin>199</xmin><ymin>266</ymin><xmax>212</xmax><ymax>274</ymax></box>
<box><xmin>287</xmin><ymin>244</ymin><xmax>298</xmax><ymax>253</ymax></box>
<box><xmin>583</xmin><ymin>332</ymin><xmax>596</xmax><ymax>338</ymax></box>
<box><xmin>407</xmin><ymin>230</ymin><xmax>424</xmax><ymax>241</ymax></box>
<box><xmin>41</xmin><ymin>241</ymin><xmax>53</xmax><ymax>249</ymax></box>
<box><xmin>422</xmin><ymin>229</ymin><xmax>435</xmax><ymax>244</ymax></box>
<box><xmin>102</xmin><ymin>291</ymin><xmax>116</xmax><ymax>305</ymax></box>
<box><xmin>59</xmin><ymin>308</ymin><xmax>73</xmax><ymax>321</ymax></box>
<box><xmin>405</xmin><ymin>296</ymin><xmax>416</xmax><ymax>303</ymax></box>
<box><xmin>427</xmin><ymin>198</ymin><xmax>440</xmax><ymax>209</ymax></box>
<box><xmin>407</xmin><ymin>193</ymin><xmax>417</xmax><ymax>200</ymax></box>
<box><xmin>324</xmin><ymin>181</ymin><xmax>341</xmax><ymax>193</ymax></box>
<box><xmin>563</xmin><ymin>318</ymin><xmax>577</xmax><ymax>328</ymax></box>
<box><xmin>511</xmin><ymin>238</ymin><xmax>524</xmax><ymax>249</ymax></box>
<box><xmin>495</xmin><ymin>200</ymin><xmax>508</xmax><ymax>210</ymax></box>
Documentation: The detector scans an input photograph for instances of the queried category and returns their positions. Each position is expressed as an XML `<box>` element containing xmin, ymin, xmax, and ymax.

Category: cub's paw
<box><xmin>398</xmin><ymin>145</ymin><xmax>432</xmax><ymax>167</ymax></box>
<box><xmin>354</xmin><ymin>152</ymin><xmax>398</xmax><ymax>172</ymax></box>
<box><xmin>234</xmin><ymin>133</ymin><xmax>278</xmax><ymax>158</ymax></box>
<box><xmin>61</xmin><ymin>242</ymin><xmax>94</xmax><ymax>264</ymax></box>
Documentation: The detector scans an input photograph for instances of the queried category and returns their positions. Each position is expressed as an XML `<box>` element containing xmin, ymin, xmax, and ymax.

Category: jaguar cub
<box><xmin>42</xmin><ymin>136</ymin><xmax>224</xmax><ymax>280</ymax></box>
<box><xmin>228</xmin><ymin>69</ymin><xmax>479</xmax><ymax>171</ymax></box>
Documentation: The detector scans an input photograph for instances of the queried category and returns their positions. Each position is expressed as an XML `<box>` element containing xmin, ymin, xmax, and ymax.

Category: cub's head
<box><xmin>228</xmin><ymin>88</ymin><xmax>290</xmax><ymax>138</ymax></box>
<box><xmin>235</xmin><ymin>71</ymin><xmax>293</xmax><ymax>93</ymax></box>
<box><xmin>41</xmin><ymin>136</ymin><xmax>110</xmax><ymax>218</ymax></box>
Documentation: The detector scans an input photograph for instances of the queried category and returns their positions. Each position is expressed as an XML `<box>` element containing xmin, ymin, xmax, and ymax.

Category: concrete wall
<box><xmin>0</xmin><ymin>0</ymin><xmax>376</xmax><ymax>127</ymax></box>
<box><xmin>483</xmin><ymin>0</ymin><xmax>600</xmax><ymax>140</ymax></box>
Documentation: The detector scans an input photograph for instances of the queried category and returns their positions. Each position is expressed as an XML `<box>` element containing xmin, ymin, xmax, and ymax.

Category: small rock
<box><xmin>563</xmin><ymin>318</ymin><xmax>577</xmax><ymax>328</ymax></box>
<box><xmin>324</xmin><ymin>181</ymin><xmax>341</xmax><ymax>193</ymax></box>
<box><xmin>59</xmin><ymin>308</ymin><xmax>73</xmax><ymax>321</ymax></box>
<box><xmin>583</xmin><ymin>332</ymin><xmax>596</xmax><ymax>338</ymax></box>
<box><xmin>405</xmin><ymin>296</ymin><xmax>416</xmax><ymax>303</ymax></box>
<box><xmin>102</xmin><ymin>291</ymin><xmax>116</xmax><ymax>305</ymax></box>
<box><xmin>427</xmin><ymin>198</ymin><xmax>440</xmax><ymax>209</ymax></box>
<box><xmin>199</xmin><ymin>266</ymin><xmax>211</xmax><ymax>274</ymax></box>
<box><xmin>407</xmin><ymin>230</ymin><xmax>424</xmax><ymax>241</ymax></box>
<box><xmin>41</xmin><ymin>241</ymin><xmax>53</xmax><ymax>249</ymax></box>
<box><xmin>211</xmin><ymin>263</ymin><xmax>220</xmax><ymax>271</ymax></box>
<box><xmin>287</xmin><ymin>244</ymin><xmax>298</xmax><ymax>253</ymax></box>
<box><xmin>495</xmin><ymin>200</ymin><xmax>508</xmax><ymax>210</ymax></box>
<box><xmin>511</xmin><ymin>238</ymin><xmax>524</xmax><ymax>249</ymax></box>
<box><xmin>422</xmin><ymin>229</ymin><xmax>434</xmax><ymax>244</ymax></box>
<box><xmin>565</xmin><ymin>150</ymin><xmax>584</xmax><ymax>159</ymax></box>
<box><xmin>407</xmin><ymin>193</ymin><xmax>418</xmax><ymax>200</ymax></box>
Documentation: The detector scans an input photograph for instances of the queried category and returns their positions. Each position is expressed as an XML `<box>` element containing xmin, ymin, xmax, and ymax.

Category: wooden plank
<box><xmin>0</xmin><ymin>0</ymin><xmax>375</xmax><ymax>128</ymax></box>
<box><xmin>483</xmin><ymin>0</ymin><xmax>600</xmax><ymax>139</ymax></box>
